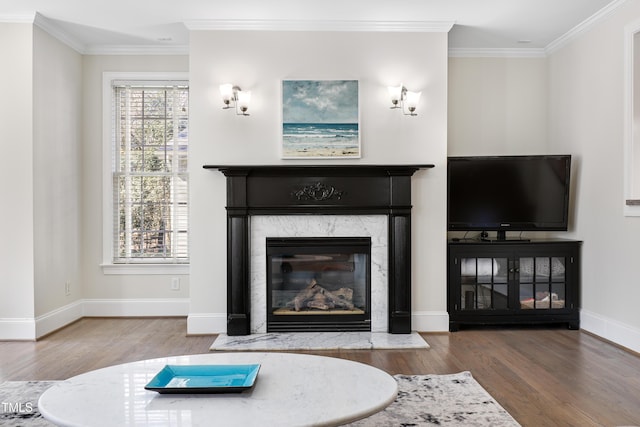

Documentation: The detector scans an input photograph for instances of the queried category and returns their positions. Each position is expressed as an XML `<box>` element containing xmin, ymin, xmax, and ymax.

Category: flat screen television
<box><xmin>447</xmin><ymin>155</ymin><xmax>571</xmax><ymax>240</ymax></box>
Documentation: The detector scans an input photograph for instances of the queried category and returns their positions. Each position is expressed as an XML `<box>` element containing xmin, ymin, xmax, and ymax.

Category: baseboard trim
<box><xmin>184</xmin><ymin>311</ymin><xmax>450</xmax><ymax>335</ymax></box>
<box><xmin>0</xmin><ymin>318</ymin><xmax>37</xmax><ymax>341</ymax></box>
<box><xmin>580</xmin><ymin>309</ymin><xmax>640</xmax><ymax>354</ymax></box>
<box><xmin>412</xmin><ymin>311</ymin><xmax>450</xmax><ymax>332</ymax></box>
<box><xmin>35</xmin><ymin>300</ymin><xmax>84</xmax><ymax>338</ymax></box>
<box><xmin>187</xmin><ymin>313</ymin><xmax>227</xmax><ymax>335</ymax></box>
<box><xmin>1</xmin><ymin>299</ymin><xmax>192</xmax><ymax>340</ymax></box>
<box><xmin>12</xmin><ymin>307</ymin><xmax>638</xmax><ymax>352</ymax></box>
<box><xmin>83</xmin><ymin>298</ymin><xmax>190</xmax><ymax>317</ymax></box>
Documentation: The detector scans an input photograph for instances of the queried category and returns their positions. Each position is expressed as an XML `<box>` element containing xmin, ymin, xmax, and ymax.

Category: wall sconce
<box><xmin>387</xmin><ymin>84</ymin><xmax>421</xmax><ymax>116</ymax></box>
<box><xmin>219</xmin><ymin>83</ymin><xmax>251</xmax><ymax>116</ymax></box>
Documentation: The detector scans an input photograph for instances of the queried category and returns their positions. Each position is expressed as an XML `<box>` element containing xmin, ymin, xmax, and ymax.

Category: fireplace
<box><xmin>205</xmin><ymin>164</ymin><xmax>433</xmax><ymax>335</ymax></box>
<box><xmin>267</xmin><ymin>237</ymin><xmax>371</xmax><ymax>332</ymax></box>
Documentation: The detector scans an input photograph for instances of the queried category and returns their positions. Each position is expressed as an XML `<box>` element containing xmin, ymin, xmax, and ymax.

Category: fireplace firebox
<box><xmin>267</xmin><ymin>237</ymin><xmax>371</xmax><ymax>332</ymax></box>
<box><xmin>205</xmin><ymin>164</ymin><xmax>434</xmax><ymax>336</ymax></box>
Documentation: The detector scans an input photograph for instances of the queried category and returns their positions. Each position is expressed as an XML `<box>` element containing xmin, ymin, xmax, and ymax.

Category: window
<box><xmin>102</xmin><ymin>73</ymin><xmax>189</xmax><ymax>272</ymax></box>
<box><xmin>625</xmin><ymin>23</ymin><xmax>640</xmax><ymax>216</ymax></box>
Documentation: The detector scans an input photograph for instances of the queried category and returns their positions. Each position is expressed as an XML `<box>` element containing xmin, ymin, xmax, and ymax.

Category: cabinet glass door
<box><xmin>460</xmin><ymin>257</ymin><xmax>508</xmax><ymax>310</ymax></box>
<box><xmin>519</xmin><ymin>256</ymin><xmax>567</xmax><ymax>310</ymax></box>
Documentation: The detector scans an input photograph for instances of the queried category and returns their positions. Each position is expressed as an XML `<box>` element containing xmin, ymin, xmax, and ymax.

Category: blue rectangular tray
<box><xmin>145</xmin><ymin>364</ymin><xmax>261</xmax><ymax>394</ymax></box>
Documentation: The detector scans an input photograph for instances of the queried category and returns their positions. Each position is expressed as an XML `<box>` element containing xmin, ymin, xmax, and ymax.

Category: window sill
<box><xmin>101</xmin><ymin>263</ymin><xmax>189</xmax><ymax>275</ymax></box>
<box><xmin>624</xmin><ymin>201</ymin><xmax>640</xmax><ymax>217</ymax></box>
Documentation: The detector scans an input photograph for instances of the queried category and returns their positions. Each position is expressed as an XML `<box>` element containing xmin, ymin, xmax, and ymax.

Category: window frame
<box><xmin>102</xmin><ymin>72</ymin><xmax>190</xmax><ymax>275</ymax></box>
<box><xmin>625</xmin><ymin>21</ymin><xmax>640</xmax><ymax>216</ymax></box>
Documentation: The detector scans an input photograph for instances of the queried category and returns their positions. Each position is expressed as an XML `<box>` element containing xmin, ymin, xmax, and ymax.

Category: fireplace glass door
<box><xmin>266</xmin><ymin>237</ymin><xmax>371</xmax><ymax>332</ymax></box>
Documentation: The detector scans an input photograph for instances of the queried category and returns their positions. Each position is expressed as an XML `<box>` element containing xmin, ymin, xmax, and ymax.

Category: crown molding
<box><xmin>0</xmin><ymin>14</ymin><xmax>36</xmax><ymax>23</ymax></box>
<box><xmin>450</xmin><ymin>0</ymin><xmax>630</xmax><ymax>59</ymax></box>
<box><xmin>546</xmin><ymin>0</ymin><xmax>629</xmax><ymax>55</ymax></box>
<box><xmin>449</xmin><ymin>48</ymin><xmax>546</xmax><ymax>58</ymax></box>
<box><xmin>84</xmin><ymin>44</ymin><xmax>189</xmax><ymax>55</ymax></box>
<box><xmin>33</xmin><ymin>12</ymin><xmax>87</xmax><ymax>53</ymax></box>
<box><xmin>10</xmin><ymin>2</ymin><xmax>630</xmax><ymax>59</ymax></box>
<box><xmin>31</xmin><ymin>12</ymin><xmax>188</xmax><ymax>55</ymax></box>
<box><xmin>185</xmin><ymin>19</ymin><xmax>454</xmax><ymax>33</ymax></box>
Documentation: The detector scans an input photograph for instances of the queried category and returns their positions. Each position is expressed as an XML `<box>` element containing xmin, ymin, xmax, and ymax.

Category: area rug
<box><xmin>211</xmin><ymin>331</ymin><xmax>430</xmax><ymax>351</ymax></box>
<box><xmin>348</xmin><ymin>371</ymin><xmax>520</xmax><ymax>427</ymax></box>
<box><xmin>0</xmin><ymin>372</ymin><xmax>519</xmax><ymax>427</ymax></box>
<box><xmin>0</xmin><ymin>381</ymin><xmax>56</xmax><ymax>426</ymax></box>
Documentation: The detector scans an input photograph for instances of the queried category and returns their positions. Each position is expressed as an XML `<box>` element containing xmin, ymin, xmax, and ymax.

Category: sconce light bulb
<box><xmin>405</xmin><ymin>90</ymin><xmax>421</xmax><ymax>111</ymax></box>
<box><xmin>237</xmin><ymin>91</ymin><xmax>251</xmax><ymax>108</ymax></box>
<box><xmin>237</xmin><ymin>90</ymin><xmax>251</xmax><ymax>115</ymax></box>
<box><xmin>219</xmin><ymin>83</ymin><xmax>234</xmax><ymax>103</ymax></box>
<box><xmin>388</xmin><ymin>84</ymin><xmax>403</xmax><ymax>108</ymax></box>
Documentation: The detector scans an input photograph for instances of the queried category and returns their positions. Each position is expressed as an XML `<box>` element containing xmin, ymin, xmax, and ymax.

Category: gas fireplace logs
<box><xmin>288</xmin><ymin>279</ymin><xmax>355</xmax><ymax>311</ymax></box>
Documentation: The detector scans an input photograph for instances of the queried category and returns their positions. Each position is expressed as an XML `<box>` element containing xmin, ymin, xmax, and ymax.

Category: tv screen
<box><xmin>447</xmin><ymin>155</ymin><xmax>571</xmax><ymax>235</ymax></box>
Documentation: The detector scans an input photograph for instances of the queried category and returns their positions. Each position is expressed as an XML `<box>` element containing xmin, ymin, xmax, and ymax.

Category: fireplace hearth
<box><xmin>205</xmin><ymin>164</ymin><xmax>434</xmax><ymax>336</ymax></box>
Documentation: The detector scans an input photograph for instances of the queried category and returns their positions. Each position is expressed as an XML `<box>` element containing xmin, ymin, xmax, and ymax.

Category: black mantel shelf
<box><xmin>203</xmin><ymin>164</ymin><xmax>434</xmax><ymax>175</ymax></box>
<box><xmin>205</xmin><ymin>163</ymin><xmax>434</xmax><ymax>336</ymax></box>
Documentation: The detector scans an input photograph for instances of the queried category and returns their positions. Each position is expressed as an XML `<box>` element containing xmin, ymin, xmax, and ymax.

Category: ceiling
<box><xmin>0</xmin><ymin>0</ymin><xmax>623</xmax><ymax>54</ymax></box>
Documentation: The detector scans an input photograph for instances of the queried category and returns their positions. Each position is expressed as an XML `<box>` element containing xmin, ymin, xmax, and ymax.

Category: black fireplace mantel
<box><xmin>204</xmin><ymin>164</ymin><xmax>434</xmax><ymax>335</ymax></box>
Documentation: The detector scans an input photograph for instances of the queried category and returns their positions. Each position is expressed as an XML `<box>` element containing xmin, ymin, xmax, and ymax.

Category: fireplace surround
<box><xmin>205</xmin><ymin>164</ymin><xmax>433</xmax><ymax>335</ymax></box>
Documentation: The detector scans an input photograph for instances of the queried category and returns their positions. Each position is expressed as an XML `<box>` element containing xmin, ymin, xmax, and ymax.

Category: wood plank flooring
<box><xmin>1</xmin><ymin>318</ymin><xmax>639</xmax><ymax>426</ymax></box>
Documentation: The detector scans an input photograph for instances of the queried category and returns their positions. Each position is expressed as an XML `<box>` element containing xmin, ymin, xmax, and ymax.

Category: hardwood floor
<box><xmin>1</xmin><ymin>318</ymin><xmax>639</xmax><ymax>426</ymax></box>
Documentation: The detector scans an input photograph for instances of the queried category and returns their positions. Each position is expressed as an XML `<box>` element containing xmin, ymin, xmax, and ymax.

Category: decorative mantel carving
<box><xmin>204</xmin><ymin>164</ymin><xmax>434</xmax><ymax>336</ymax></box>
<box><xmin>291</xmin><ymin>182</ymin><xmax>343</xmax><ymax>201</ymax></box>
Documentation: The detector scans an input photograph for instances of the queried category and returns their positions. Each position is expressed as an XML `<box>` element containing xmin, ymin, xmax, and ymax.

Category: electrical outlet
<box><xmin>65</xmin><ymin>281</ymin><xmax>71</xmax><ymax>296</ymax></box>
<box><xmin>171</xmin><ymin>277</ymin><xmax>180</xmax><ymax>291</ymax></box>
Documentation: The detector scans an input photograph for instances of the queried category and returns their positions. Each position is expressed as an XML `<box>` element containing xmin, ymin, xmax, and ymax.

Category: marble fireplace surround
<box><xmin>205</xmin><ymin>165</ymin><xmax>433</xmax><ymax>336</ymax></box>
<box><xmin>251</xmin><ymin>215</ymin><xmax>387</xmax><ymax>333</ymax></box>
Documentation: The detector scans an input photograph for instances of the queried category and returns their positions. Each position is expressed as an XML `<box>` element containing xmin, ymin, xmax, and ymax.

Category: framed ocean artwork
<box><xmin>281</xmin><ymin>80</ymin><xmax>360</xmax><ymax>159</ymax></box>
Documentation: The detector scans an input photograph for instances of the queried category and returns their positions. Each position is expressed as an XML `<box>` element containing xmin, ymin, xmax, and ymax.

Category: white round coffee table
<box><xmin>38</xmin><ymin>352</ymin><xmax>397</xmax><ymax>427</ymax></box>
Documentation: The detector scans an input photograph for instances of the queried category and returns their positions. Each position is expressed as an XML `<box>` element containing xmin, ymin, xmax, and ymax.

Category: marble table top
<box><xmin>38</xmin><ymin>352</ymin><xmax>398</xmax><ymax>427</ymax></box>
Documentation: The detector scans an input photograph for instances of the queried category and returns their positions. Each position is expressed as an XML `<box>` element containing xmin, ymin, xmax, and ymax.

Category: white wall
<box><xmin>0</xmin><ymin>23</ymin><xmax>36</xmax><ymax>339</ymax></box>
<box><xmin>80</xmin><ymin>55</ymin><xmax>191</xmax><ymax>311</ymax></box>
<box><xmin>448</xmin><ymin>57</ymin><xmax>548</xmax><ymax>156</ymax></box>
<box><xmin>32</xmin><ymin>27</ymin><xmax>83</xmax><ymax>333</ymax></box>
<box><xmin>548</xmin><ymin>2</ymin><xmax>640</xmax><ymax>352</ymax></box>
<box><xmin>187</xmin><ymin>30</ymin><xmax>449</xmax><ymax>333</ymax></box>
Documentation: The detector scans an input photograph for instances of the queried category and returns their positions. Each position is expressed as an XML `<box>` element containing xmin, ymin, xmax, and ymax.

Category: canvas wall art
<box><xmin>282</xmin><ymin>80</ymin><xmax>360</xmax><ymax>159</ymax></box>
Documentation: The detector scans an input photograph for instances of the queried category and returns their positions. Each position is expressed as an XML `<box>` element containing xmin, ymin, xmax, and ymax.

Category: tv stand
<box><xmin>447</xmin><ymin>238</ymin><xmax>581</xmax><ymax>331</ymax></box>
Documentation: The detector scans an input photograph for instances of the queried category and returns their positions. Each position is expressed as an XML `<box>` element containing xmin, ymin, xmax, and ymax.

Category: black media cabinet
<box><xmin>447</xmin><ymin>239</ymin><xmax>581</xmax><ymax>331</ymax></box>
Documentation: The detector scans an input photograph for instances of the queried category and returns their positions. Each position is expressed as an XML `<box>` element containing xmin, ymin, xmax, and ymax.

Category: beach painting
<box><xmin>282</xmin><ymin>80</ymin><xmax>360</xmax><ymax>159</ymax></box>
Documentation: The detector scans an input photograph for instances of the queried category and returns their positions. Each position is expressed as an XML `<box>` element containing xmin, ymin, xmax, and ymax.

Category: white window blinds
<box><xmin>112</xmin><ymin>82</ymin><xmax>189</xmax><ymax>263</ymax></box>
